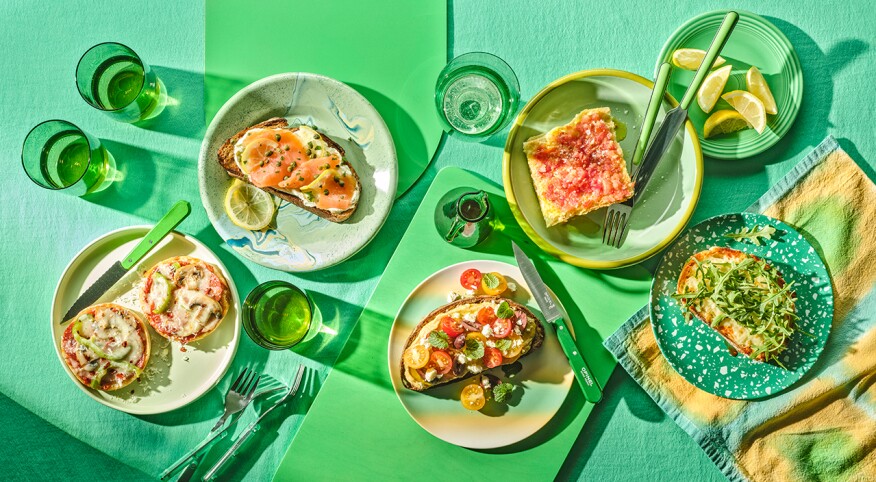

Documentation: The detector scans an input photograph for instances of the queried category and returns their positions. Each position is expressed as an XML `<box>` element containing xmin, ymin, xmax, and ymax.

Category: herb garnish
<box><xmin>496</xmin><ymin>301</ymin><xmax>514</xmax><ymax>319</ymax></box>
<box><xmin>492</xmin><ymin>382</ymin><xmax>514</xmax><ymax>403</ymax></box>
<box><xmin>463</xmin><ymin>338</ymin><xmax>484</xmax><ymax>359</ymax></box>
<box><xmin>482</xmin><ymin>273</ymin><xmax>500</xmax><ymax>290</ymax></box>
<box><xmin>494</xmin><ymin>339</ymin><xmax>512</xmax><ymax>352</ymax></box>
<box><xmin>724</xmin><ymin>224</ymin><xmax>776</xmax><ymax>245</ymax></box>
<box><xmin>428</xmin><ymin>330</ymin><xmax>450</xmax><ymax>349</ymax></box>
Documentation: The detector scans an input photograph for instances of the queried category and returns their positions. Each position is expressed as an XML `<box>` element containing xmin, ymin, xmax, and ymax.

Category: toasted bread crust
<box><xmin>400</xmin><ymin>296</ymin><xmax>545</xmax><ymax>391</ymax></box>
<box><xmin>216</xmin><ymin>117</ymin><xmax>359</xmax><ymax>222</ymax></box>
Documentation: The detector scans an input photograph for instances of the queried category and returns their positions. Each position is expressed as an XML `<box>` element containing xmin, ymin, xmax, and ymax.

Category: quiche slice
<box><xmin>523</xmin><ymin>107</ymin><xmax>634</xmax><ymax>227</ymax></box>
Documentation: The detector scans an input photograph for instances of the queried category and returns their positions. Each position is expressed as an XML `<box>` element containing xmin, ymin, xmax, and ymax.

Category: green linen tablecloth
<box><xmin>1</xmin><ymin>0</ymin><xmax>873</xmax><ymax>480</ymax></box>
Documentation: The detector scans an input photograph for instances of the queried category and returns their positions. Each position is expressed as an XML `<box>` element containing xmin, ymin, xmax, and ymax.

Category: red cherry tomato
<box><xmin>476</xmin><ymin>306</ymin><xmax>497</xmax><ymax>326</ymax></box>
<box><xmin>460</xmin><ymin>269</ymin><xmax>483</xmax><ymax>290</ymax></box>
<box><xmin>430</xmin><ymin>350</ymin><xmax>454</xmax><ymax>375</ymax></box>
<box><xmin>440</xmin><ymin>316</ymin><xmax>465</xmax><ymax>338</ymax></box>
<box><xmin>491</xmin><ymin>318</ymin><xmax>513</xmax><ymax>338</ymax></box>
<box><xmin>483</xmin><ymin>347</ymin><xmax>503</xmax><ymax>368</ymax></box>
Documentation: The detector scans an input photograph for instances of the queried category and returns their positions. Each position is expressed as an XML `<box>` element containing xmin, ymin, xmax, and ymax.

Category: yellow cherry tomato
<box><xmin>461</xmin><ymin>384</ymin><xmax>486</xmax><ymax>411</ymax></box>
<box><xmin>481</xmin><ymin>272</ymin><xmax>508</xmax><ymax>295</ymax></box>
<box><xmin>465</xmin><ymin>332</ymin><xmax>487</xmax><ymax>345</ymax></box>
<box><xmin>502</xmin><ymin>333</ymin><xmax>524</xmax><ymax>358</ymax></box>
<box><xmin>403</xmin><ymin>345</ymin><xmax>430</xmax><ymax>369</ymax></box>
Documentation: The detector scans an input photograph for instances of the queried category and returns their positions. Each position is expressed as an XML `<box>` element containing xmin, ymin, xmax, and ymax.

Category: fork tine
<box><xmin>245</xmin><ymin>375</ymin><xmax>261</xmax><ymax>400</ymax></box>
<box><xmin>602</xmin><ymin>209</ymin><xmax>614</xmax><ymax>245</ymax></box>
<box><xmin>617</xmin><ymin>214</ymin><xmax>631</xmax><ymax>248</ymax></box>
<box><xmin>613</xmin><ymin>212</ymin><xmax>627</xmax><ymax>248</ymax></box>
<box><xmin>229</xmin><ymin>367</ymin><xmax>248</xmax><ymax>392</ymax></box>
<box><xmin>238</xmin><ymin>370</ymin><xmax>257</xmax><ymax>395</ymax></box>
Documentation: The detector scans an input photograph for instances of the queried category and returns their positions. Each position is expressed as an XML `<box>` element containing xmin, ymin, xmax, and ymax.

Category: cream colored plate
<box><xmin>388</xmin><ymin>260</ymin><xmax>574</xmax><ymax>449</ymax></box>
<box><xmin>51</xmin><ymin>226</ymin><xmax>241</xmax><ymax>414</ymax></box>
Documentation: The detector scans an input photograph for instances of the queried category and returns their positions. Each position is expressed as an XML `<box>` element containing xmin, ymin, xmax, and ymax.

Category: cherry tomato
<box><xmin>480</xmin><ymin>272</ymin><xmax>508</xmax><ymax>296</ymax></box>
<box><xmin>465</xmin><ymin>331</ymin><xmax>487</xmax><ymax>345</ymax></box>
<box><xmin>440</xmin><ymin>315</ymin><xmax>465</xmax><ymax>338</ymax></box>
<box><xmin>491</xmin><ymin>318</ymin><xmax>513</xmax><ymax>338</ymax></box>
<box><xmin>483</xmin><ymin>347</ymin><xmax>503</xmax><ymax>368</ymax></box>
<box><xmin>502</xmin><ymin>333</ymin><xmax>524</xmax><ymax>358</ymax></box>
<box><xmin>430</xmin><ymin>350</ymin><xmax>454</xmax><ymax>375</ymax></box>
<box><xmin>460</xmin><ymin>384</ymin><xmax>486</xmax><ymax>411</ymax></box>
<box><xmin>403</xmin><ymin>345</ymin><xmax>430</xmax><ymax>369</ymax></box>
<box><xmin>460</xmin><ymin>268</ymin><xmax>483</xmax><ymax>290</ymax></box>
<box><xmin>476</xmin><ymin>306</ymin><xmax>497</xmax><ymax>326</ymax></box>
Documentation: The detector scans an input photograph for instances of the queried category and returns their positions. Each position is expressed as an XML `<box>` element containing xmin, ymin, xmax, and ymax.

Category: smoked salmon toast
<box><xmin>217</xmin><ymin>118</ymin><xmax>360</xmax><ymax>222</ymax></box>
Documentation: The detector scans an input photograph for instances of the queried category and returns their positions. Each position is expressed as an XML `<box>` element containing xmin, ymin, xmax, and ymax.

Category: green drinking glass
<box><xmin>435</xmin><ymin>52</ymin><xmax>520</xmax><ymax>140</ymax></box>
<box><xmin>243</xmin><ymin>281</ymin><xmax>315</xmax><ymax>350</ymax></box>
<box><xmin>21</xmin><ymin>120</ymin><xmax>115</xmax><ymax>196</ymax></box>
<box><xmin>76</xmin><ymin>42</ymin><xmax>166</xmax><ymax>123</ymax></box>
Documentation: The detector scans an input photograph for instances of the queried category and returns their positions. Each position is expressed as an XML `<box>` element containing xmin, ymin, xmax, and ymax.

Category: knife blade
<box><xmin>636</xmin><ymin>11</ymin><xmax>738</xmax><ymax>175</ymax></box>
<box><xmin>61</xmin><ymin>201</ymin><xmax>191</xmax><ymax>322</ymax></box>
<box><xmin>512</xmin><ymin>242</ymin><xmax>602</xmax><ymax>403</ymax></box>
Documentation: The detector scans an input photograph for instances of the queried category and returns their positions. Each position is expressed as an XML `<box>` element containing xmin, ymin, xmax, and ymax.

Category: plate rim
<box><xmin>648</xmin><ymin>212</ymin><xmax>834</xmax><ymax>399</ymax></box>
<box><xmin>387</xmin><ymin>260</ymin><xmax>573</xmax><ymax>449</ymax></box>
<box><xmin>654</xmin><ymin>9</ymin><xmax>804</xmax><ymax>160</ymax></box>
<box><xmin>50</xmin><ymin>225</ymin><xmax>241</xmax><ymax>414</ymax></box>
<box><xmin>198</xmin><ymin>71</ymin><xmax>398</xmax><ymax>272</ymax></box>
<box><xmin>502</xmin><ymin>68</ymin><xmax>704</xmax><ymax>270</ymax></box>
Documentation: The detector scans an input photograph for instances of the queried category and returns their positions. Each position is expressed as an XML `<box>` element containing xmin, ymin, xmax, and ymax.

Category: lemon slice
<box><xmin>671</xmin><ymin>48</ymin><xmax>727</xmax><ymax>70</ymax></box>
<box><xmin>223</xmin><ymin>180</ymin><xmax>276</xmax><ymax>230</ymax></box>
<box><xmin>703</xmin><ymin>110</ymin><xmax>751</xmax><ymax>138</ymax></box>
<box><xmin>721</xmin><ymin>90</ymin><xmax>767</xmax><ymax>134</ymax></box>
<box><xmin>746</xmin><ymin>66</ymin><xmax>778</xmax><ymax>115</ymax></box>
<box><xmin>696</xmin><ymin>65</ymin><xmax>733</xmax><ymax>113</ymax></box>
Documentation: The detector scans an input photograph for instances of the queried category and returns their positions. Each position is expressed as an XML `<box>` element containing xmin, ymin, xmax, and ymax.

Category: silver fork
<box><xmin>160</xmin><ymin>368</ymin><xmax>261</xmax><ymax>480</ymax></box>
<box><xmin>603</xmin><ymin>62</ymin><xmax>672</xmax><ymax>248</ymax></box>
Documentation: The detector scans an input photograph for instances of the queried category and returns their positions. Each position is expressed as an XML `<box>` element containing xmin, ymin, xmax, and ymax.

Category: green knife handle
<box><xmin>121</xmin><ymin>200</ymin><xmax>191</xmax><ymax>270</ymax></box>
<box><xmin>632</xmin><ymin>62</ymin><xmax>672</xmax><ymax>166</ymax></box>
<box><xmin>555</xmin><ymin>319</ymin><xmax>603</xmax><ymax>403</ymax></box>
<box><xmin>679</xmin><ymin>11</ymin><xmax>739</xmax><ymax>110</ymax></box>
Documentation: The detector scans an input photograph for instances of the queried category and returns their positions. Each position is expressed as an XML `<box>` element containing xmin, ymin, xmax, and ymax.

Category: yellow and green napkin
<box><xmin>605</xmin><ymin>136</ymin><xmax>876</xmax><ymax>481</ymax></box>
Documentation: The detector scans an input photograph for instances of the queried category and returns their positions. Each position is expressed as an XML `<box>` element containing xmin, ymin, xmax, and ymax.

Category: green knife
<box><xmin>512</xmin><ymin>242</ymin><xmax>602</xmax><ymax>403</ymax></box>
<box><xmin>61</xmin><ymin>200</ymin><xmax>191</xmax><ymax>322</ymax></box>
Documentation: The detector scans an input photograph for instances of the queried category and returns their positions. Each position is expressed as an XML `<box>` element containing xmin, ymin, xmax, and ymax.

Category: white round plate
<box><xmin>388</xmin><ymin>261</ymin><xmax>574</xmax><ymax>449</ymax></box>
<box><xmin>51</xmin><ymin>226</ymin><xmax>241</xmax><ymax>414</ymax></box>
<box><xmin>199</xmin><ymin>72</ymin><xmax>398</xmax><ymax>272</ymax></box>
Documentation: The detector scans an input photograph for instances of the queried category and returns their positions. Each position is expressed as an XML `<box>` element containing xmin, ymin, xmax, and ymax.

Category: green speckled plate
<box><xmin>657</xmin><ymin>10</ymin><xmax>803</xmax><ymax>159</ymax></box>
<box><xmin>650</xmin><ymin>213</ymin><xmax>833</xmax><ymax>399</ymax></box>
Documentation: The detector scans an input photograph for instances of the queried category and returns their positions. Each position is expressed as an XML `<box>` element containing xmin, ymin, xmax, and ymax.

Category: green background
<box><xmin>1</xmin><ymin>0</ymin><xmax>873</xmax><ymax>480</ymax></box>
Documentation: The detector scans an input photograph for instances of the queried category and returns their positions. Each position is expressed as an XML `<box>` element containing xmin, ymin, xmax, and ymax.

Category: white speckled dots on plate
<box><xmin>650</xmin><ymin>212</ymin><xmax>833</xmax><ymax>399</ymax></box>
<box><xmin>199</xmin><ymin>73</ymin><xmax>398</xmax><ymax>272</ymax></box>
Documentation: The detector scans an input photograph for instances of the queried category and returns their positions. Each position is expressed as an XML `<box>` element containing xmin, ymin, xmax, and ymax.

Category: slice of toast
<box><xmin>216</xmin><ymin>117</ymin><xmax>360</xmax><ymax>222</ymax></box>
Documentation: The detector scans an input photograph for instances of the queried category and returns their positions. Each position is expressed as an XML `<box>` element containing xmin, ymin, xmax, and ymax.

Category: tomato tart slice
<box><xmin>61</xmin><ymin>303</ymin><xmax>151</xmax><ymax>391</ymax></box>
<box><xmin>140</xmin><ymin>256</ymin><xmax>230</xmax><ymax>344</ymax></box>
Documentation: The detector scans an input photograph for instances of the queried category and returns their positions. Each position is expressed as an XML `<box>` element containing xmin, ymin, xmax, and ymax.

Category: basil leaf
<box><xmin>495</xmin><ymin>339</ymin><xmax>512</xmax><ymax>351</ymax></box>
<box><xmin>428</xmin><ymin>330</ymin><xmax>450</xmax><ymax>349</ymax></box>
<box><xmin>482</xmin><ymin>273</ymin><xmax>500</xmax><ymax>290</ymax></box>
<box><xmin>463</xmin><ymin>338</ymin><xmax>484</xmax><ymax>359</ymax></box>
<box><xmin>492</xmin><ymin>382</ymin><xmax>515</xmax><ymax>403</ymax></box>
<box><xmin>496</xmin><ymin>301</ymin><xmax>514</xmax><ymax>319</ymax></box>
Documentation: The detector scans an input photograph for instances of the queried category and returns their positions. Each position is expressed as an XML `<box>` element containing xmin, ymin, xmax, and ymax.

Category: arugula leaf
<box><xmin>492</xmin><ymin>382</ymin><xmax>515</xmax><ymax>403</ymax></box>
<box><xmin>723</xmin><ymin>224</ymin><xmax>777</xmax><ymax>245</ymax></box>
<box><xmin>495</xmin><ymin>339</ymin><xmax>512</xmax><ymax>352</ymax></box>
<box><xmin>428</xmin><ymin>330</ymin><xmax>450</xmax><ymax>349</ymax></box>
<box><xmin>482</xmin><ymin>273</ymin><xmax>500</xmax><ymax>290</ymax></box>
<box><xmin>496</xmin><ymin>301</ymin><xmax>514</xmax><ymax>319</ymax></box>
<box><xmin>463</xmin><ymin>338</ymin><xmax>484</xmax><ymax>359</ymax></box>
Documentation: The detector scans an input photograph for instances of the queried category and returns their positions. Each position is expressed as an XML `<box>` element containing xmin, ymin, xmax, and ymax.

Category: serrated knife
<box><xmin>61</xmin><ymin>200</ymin><xmax>191</xmax><ymax>322</ymax></box>
<box><xmin>512</xmin><ymin>242</ymin><xmax>602</xmax><ymax>403</ymax></box>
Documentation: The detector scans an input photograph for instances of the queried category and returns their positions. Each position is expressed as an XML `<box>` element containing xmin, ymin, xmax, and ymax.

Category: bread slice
<box><xmin>400</xmin><ymin>296</ymin><xmax>545</xmax><ymax>391</ymax></box>
<box><xmin>676</xmin><ymin>247</ymin><xmax>795</xmax><ymax>362</ymax></box>
<box><xmin>216</xmin><ymin>117</ymin><xmax>360</xmax><ymax>222</ymax></box>
<box><xmin>523</xmin><ymin>107</ymin><xmax>633</xmax><ymax>227</ymax></box>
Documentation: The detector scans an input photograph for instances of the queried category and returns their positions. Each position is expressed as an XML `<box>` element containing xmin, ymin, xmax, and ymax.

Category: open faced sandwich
<box><xmin>400</xmin><ymin>296</ymin><xmax>544</xmax><ymax>392</ymax></box>
<box><xmin>61</xmin><ymin>303</ymin><xmax>151</xmax><ymax>391</ymax></box>
<box><xmin>217</xmin><ymin>117</ymin><xmax>360</xmax><ymax>222</ymax></box>
<box><xmin>523</xmin><ymin>107</ymin><xmax>633</xmax><ymax>227</ymax></box>
<box><xmin>140</xmin><ymin>256</ymin><xmax>230</xmax><ymax>344</ymax></box>
<box><xmin>673</xmin><ymin>247</ymin><xmax>798</xmax><ymax>365</ymax></box>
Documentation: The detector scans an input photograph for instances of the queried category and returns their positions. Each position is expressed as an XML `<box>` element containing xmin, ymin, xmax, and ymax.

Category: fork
<box><xmin>160</xmin><ymin>368</ymin><xmax>261</xmax><ymax>480</ymax></box>
<box><xmin>603</xmin><ymin>62</ymin><xmax>672</xmax><ymax>248</ymax></box>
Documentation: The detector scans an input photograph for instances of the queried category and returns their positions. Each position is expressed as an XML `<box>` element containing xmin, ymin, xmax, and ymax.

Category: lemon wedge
<box><xmin>671</xmin><ymin>48</ymin><xmax>727</xmax><ymax>71</ymax></box>
<box><xmin>721</xmin><ymin>90</ymin><xmax>767</xmax><ymax>134</ymax></box>
<box><xmin>746</xmin><ymin>66</ymin><xmax>777</xmax><ymax>115</ymax></box>
<box><xmin>703</xmin><ymin>110</ymin><xmax>751</xmax><ymax>138</ymax></box>
<box><xmin>224</xmin><ymin>180</ymin><xmax>275</xmax><ymax>230</ymax></box>
<box><xmin>697</xmin><ymin>65</ymin><xmax>733</xmax><ymax>113</ymax></box>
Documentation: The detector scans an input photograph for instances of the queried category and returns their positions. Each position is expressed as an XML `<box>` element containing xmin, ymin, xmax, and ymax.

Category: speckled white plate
<box><xmin>650</xmin><ymin>213</ymin><xmax>833</xmax><ymax>399</ymax></box>
<box><xmin>51</xmin><ymin>226</ymin><xmax>240</xmax><ymax>414</ymax></box>
<box><xmin>199</xmin><ymin>73</ymin><xmax>398</xmax><ymax>272</ymax></box>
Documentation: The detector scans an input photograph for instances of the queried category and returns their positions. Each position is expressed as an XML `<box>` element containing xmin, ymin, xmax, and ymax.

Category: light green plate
<box><xmin>650</xmin><ymin>213</ymin><xmax>833</xmax><ymax>399</ymax></box>
<box><xmin>504</xmin><ymin>69</ymin><xmax>703</xmax><ymax>270</ymax></box>
<box><xmin>388</xmin><ymin>260</ymin><xmax>573</xmax><ymax>449</ymax></box>
<box><xmin>657</xmin><ymin>9</ymin><xmax>803</xmax><ymax>159</ymax></box>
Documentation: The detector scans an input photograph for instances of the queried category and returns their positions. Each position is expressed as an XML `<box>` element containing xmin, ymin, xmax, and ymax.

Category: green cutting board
<box><xmin>273</xmin><ymin>167</ymin><xmax>651</xmax><ymax>480</ymax></box>
<box><xmin>205</xmin><ymin>0</ymin><xmax>447</xmax><ymax>197</ymax></box>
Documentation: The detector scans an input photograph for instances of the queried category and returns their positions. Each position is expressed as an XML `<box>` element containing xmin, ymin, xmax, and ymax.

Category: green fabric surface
<box><xmin>1</xmin><ymin>0</ymin><xmax>874</xmax><ymax>480</ymax></box>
